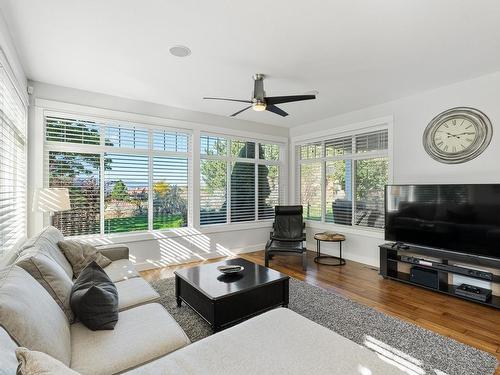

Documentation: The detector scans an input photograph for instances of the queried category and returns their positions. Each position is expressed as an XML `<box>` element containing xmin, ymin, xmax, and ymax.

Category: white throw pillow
<box><xmin>15</xmin><ymin>251</ymin><xmax>75</xmax><ymax>322</ymax></box>
<box><xmin>20</xmin><ymin>226</ymin><xmax>73</xmax><ymax>279</ymax></box>
<box><xmin>16</xmin><ymin>347</ymin><xmax>81</xmax><ymax>375</ymax></box>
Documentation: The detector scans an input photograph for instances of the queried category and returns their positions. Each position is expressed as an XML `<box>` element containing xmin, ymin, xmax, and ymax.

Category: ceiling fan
<box><xmin>203</xmin><ymin>74</ymin><xmax>316</xmax><ymax>117</ymax></box>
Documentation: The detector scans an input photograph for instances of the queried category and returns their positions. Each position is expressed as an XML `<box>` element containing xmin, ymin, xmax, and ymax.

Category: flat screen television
<box><xmin>385</xmin><ymin>184</ymin><xmax>500</xmax><ymax>260</ymax></box>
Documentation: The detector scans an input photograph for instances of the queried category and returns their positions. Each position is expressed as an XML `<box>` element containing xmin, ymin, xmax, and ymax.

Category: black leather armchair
<box><xmin>265</xmin><ymin>205</ymin><xmax>307</xmax><ymax>271</ymax></box>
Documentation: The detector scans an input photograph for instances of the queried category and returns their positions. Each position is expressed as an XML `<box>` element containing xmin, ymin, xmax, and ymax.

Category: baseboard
<box><xmin>309</xmin><ymin>246</ymin><xmax>379</xmax><ymax>268</ymax></box>
<box><xmin>132</xmin><ymin>242</ymin><xmax>266</xmax><ymax>271</ymax></box>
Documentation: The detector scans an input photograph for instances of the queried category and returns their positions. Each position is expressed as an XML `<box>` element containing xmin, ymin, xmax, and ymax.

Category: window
<box><xmin>48</xmin><ymin>151</ymin><xmax>101</xmax><ymax>236</ymax></box>
<box><xmin>200</xmin><ymin>135</ymin><xmax>283</xmax><ymax>225</ymax></box>
<box><xmin>45</xmin><ymin>115</ymin><xmax>190</xmax><ymax>236</ymax></box>
<box><xmin>0</xmin><ymin>63</ymin><xmax>27</xmax><ymax>255</ymax></box>
<box><xmin>104</xmin><ymin>153</ymin><xmax>149</xmax><ymax>233</ymax></box>
<box><xmin>298</xmin><ymin>128</ymin><xmax>389</xmax><ymax>229</ymax></box>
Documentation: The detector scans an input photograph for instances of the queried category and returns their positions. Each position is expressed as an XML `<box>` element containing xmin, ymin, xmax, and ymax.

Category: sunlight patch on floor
<box><xmin>363</xmin><ymin>335</ymin><xmax>426</xmax><ymax>375</ymax></box>
<box><xmin>146</xmin><ymin>228</ymin><xmax>234</xmax><ymax>266</ymax></box>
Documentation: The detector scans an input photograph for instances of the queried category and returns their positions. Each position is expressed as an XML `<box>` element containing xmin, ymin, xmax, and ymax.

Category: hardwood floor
<box><xmin>141</xmin><ymin>250</ymin><xmax>500</xmax><ymax>374</ymax></box>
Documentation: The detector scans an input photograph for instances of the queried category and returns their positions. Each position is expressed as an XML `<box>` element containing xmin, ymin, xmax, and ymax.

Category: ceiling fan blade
<box><xmin>230</xmin><ymin>106</ymin><xmax>252</xmax><ymax>117</ymax></box>
<box><xmin>203</xmin><ymin>97</ymin><xmax>252</xmax><ymax>103</ymax></box>
<box><xmin>265</xmin><ymin>94</ymin><xmax>316</xmax><ymax>105</ymax></box>
<box><xmin>266</xmin><ymin>104</ymin><xmax>289</xmax><ymax>117</ymax></box>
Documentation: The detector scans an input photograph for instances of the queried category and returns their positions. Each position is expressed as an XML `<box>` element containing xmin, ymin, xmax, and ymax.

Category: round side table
<box><xmin>314</xmin><ymin>233</ymin><xmax>346</xmax><ymax>266</ymax></box>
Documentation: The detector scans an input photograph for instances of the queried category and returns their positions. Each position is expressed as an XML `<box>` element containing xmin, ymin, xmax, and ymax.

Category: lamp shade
<box><xmin>33</xmin><ymin>188</ymin><xmax>71</xmax><ymax>213</ymax></box>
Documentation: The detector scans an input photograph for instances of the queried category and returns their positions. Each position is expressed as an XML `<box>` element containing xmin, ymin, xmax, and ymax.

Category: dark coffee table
<box><xmin>175</xmin><ymin>258</ymin><xmax>289</xmax><ymax>332</ymax></box>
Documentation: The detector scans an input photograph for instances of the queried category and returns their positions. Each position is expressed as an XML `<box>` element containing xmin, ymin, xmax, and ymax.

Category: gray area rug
<box><xmin>151</xmin><ymin>277</ymin><xmax>498</xmax><ymax>375</ymax></box>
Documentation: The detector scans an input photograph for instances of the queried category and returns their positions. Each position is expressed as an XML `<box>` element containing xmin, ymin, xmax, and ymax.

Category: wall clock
<box><xmin>423</xmin><ymin>107</ymin><xmax>493</xmax><ymax>164</ymax></box>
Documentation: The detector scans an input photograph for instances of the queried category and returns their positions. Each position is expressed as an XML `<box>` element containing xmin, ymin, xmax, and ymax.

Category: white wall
<box><xmin>29</xmin><ymin>81</ymin><xmax>288</xmax><ymax>138</ymax></box>
<box><xmin>0</xmin><ymin>12</ymin><xmax>26</xmax><ymax>90</ymax></box>
<box><xmin>291</xmin><ymin>71</ymin><xmax>500</xmax><ymax>267</ymax></box>
<box><xmin>28</xmin><ymin>81</ymin><xmax>288</xmax><ymax>270</ymax></box>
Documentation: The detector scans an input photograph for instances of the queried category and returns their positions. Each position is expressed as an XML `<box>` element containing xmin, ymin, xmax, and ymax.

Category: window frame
<box><xmin>40</xmin><ymin>107</ymin><xmax>288</xmax><ymax>239</ymax></box>
<box><xmin>294</xmin><ymin>120</ymin><xmax>393</xmax><ymax>235</ymax></box>
<box><xmin>0</xmin><ymin>49</ymin><xmax>28</xmax><ymax>256</ymax></box>
<box><xmin>199</xmin><ymin>132</ymin><xmax>285</xmax><ymax>227</ymax></box>
<box><xmin>44</xmin><ymin>111</ymin><xmax>192</xmax><ymax>237</ymax></box>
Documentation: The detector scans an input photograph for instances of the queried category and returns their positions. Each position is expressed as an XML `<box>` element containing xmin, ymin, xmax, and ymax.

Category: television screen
<box><xmin>385</xmin><ymin>184</ymin><xmax>500</xmax><ymax>259</ymax></box>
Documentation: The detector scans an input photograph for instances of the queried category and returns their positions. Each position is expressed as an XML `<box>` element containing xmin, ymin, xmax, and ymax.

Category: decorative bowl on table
<box><xmin>217</xmin><ymin>265</ymin><xmax>244</xmax><ymax>275</ymax></box>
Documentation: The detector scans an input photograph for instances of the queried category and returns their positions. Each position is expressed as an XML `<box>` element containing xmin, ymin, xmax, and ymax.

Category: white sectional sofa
<box><xmin>0</xmin><ymin>227</ymin><xmax>190</xmax><ymax>375</ymax></box>
<box><xmin>0</xmin><ymin>227</ymin><xmax>403</xmax><ymax>375</ymax></box>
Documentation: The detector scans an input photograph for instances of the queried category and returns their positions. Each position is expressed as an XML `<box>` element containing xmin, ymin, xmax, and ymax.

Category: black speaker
<box><xmin>410</xmin><ymin>266</ymin><xmax>439</xmax><ymax>289</ymax></box>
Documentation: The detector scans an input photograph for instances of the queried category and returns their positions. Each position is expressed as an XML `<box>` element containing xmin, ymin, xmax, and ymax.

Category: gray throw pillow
<box><xmin>16</xmin><ymin>347</ymin><xmax>81</xmax><ymax>375</ymax></box>
<box><xmin>57</xmin><ymin>240</ymin><xmax>111</xmax><ymax>278</ymax></box>
<box><xmin>15</xmin><ymin>252</ymin><xmax>75</xmax><ymax>323</ymax></box>
<box><xmin>70</xmin><ymin>261</ymin><xmax>119</xmax><ymax>331</ymax></box>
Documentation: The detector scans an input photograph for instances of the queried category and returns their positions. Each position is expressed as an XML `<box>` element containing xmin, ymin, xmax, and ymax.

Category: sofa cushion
<box><xmin>70</xmin><ymin>303</ymin><xmax>189</xmax><ymax>375</ymax></box>
<box><xmin>0</xmin><ymin>266</ymin><xmax>71</xmax><ymax>366</ymax></box>
<box><xmin>95</xmin><ymin>244</ymin><xmax>129</xmax><ymax>261</ymax></box>
<box><xmin>124</xmin><ymin>308</ymin><xmax>404</xmax><ymax>375</ymax></box>
<box><xmin>103</xmin><ymin>259</ymin><xmax>140</xmax><ymax>282</ymax></box>
<box><xmin>71</xmin><ymin>262</ymin><xmax>119</xmax><ymax>331</ymax></box>
<box><xmin>20</xmin><ymin>226</ymin><xmax>73</xmax><ymax>279</ymax></box>
<box><xmin>58</xmin><ymin>240</ymin><xmax>111</xmax><ymax>278</ymax></box>
<box><xmin>0</xmin><ymin>327</ymin><xmax>18</xmax><ymax>375</ymax></box>
<box><xmin>15</xmin><ymin>250</ymin><xmax>75</xmax><ymax>322</ymax></box>
<box><xmin>116</xmin><ymin>277</ymin><xmax>160</xmax><ymax>311</ymax></box>
<box><xmin>16</xmin><ymin>347</ymin><xmax>81</xmax><ymax>375</ymax></box>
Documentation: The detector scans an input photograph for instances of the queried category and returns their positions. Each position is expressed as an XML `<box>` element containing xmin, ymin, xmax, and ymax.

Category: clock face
<box><xmin>432</xmin><ymin>118</ymin><xmax>477</xmax><ymax>154</ymax></box>
<box><xmin>423</xmin><ymin>107</ymin><xmax>492</xmax><ymax>164</ymax></box>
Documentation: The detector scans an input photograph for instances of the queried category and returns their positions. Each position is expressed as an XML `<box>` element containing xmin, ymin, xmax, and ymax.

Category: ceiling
<box><xmin>2</xmin><ymin>0</ymin><xmax>500</xmax><ymax>128</ymax></box>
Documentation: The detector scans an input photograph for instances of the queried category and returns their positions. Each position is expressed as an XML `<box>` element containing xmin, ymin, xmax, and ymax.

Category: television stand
<box><xmin>379</xmin><ymin>243</ymin><xmax>500</xmax><ymax>309</ymax></box>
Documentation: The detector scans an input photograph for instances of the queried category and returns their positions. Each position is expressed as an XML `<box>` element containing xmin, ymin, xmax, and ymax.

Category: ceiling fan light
<box><xmin>252</xmin><ymin>102</ymin><xmax>267</xmax><ymax>112</ymax></box>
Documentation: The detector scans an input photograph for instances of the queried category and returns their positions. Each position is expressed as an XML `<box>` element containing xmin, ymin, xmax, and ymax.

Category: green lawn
<box><xmin>104</xmin><ymin>215</ymin><xmax>185</xmax><ymax>233</ymax></box>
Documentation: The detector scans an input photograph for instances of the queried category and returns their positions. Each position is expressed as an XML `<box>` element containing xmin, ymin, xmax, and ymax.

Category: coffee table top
<box><xmin>174</xmin><ymin>258</ymin><xmax>289</xmax><ymax>300</ymax></box>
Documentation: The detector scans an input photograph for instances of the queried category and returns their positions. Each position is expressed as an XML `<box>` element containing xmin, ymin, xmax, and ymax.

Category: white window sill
<box><xmin>70</xmin><ymin>221</ymin><xmax>274</xmax><ymax>245</ymax></box>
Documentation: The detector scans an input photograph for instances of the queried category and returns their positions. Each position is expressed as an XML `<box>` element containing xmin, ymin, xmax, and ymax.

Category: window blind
<box><xmin>153</xmin><ymin>131</ymin><xmax>189</xmax><ymax>152</ymax></box>
<box><xmin>104</xmin><ymin>153</ymin><xmax>149</xmax><ymax>233</ymax></box>
<box><xmin>153</xmin><ymin>156</ymin><xmax>188</xmax><ymax>229</ymax></box>
<box><xmin>48</xmin><ymin>151</ymin><xmax>101</xmax><ymax>236</ymax></box>
<box><xmin>298</xmin><ymin>127</ymin><xmax>389</xmax><ymax>228</ymax></box>
<box><xmin>200</xmin><ymin>159</ymin><xmax>227</xmax><ymax>225</ymax></box>
<box><xmin>45</xmin><ymin>116</ymin><xmax>190</xmax><ymax>236</ymax></box>
<box><xmin>0</xmin><ymin>64</ymin><xmax>27</xmax><ymax>256</ymax></box>
<box><xmin>230</xmin><ymin>161</ymin><xmax>255</xmax><ymax>222</ymax></box>
<box><xmin>325</xmin><ymin>160</ymin><xmax>352</xmax><ymax>225</ymax></box>
<box><xmin>355</xmin><ymin>129</ymin><xmax>388</xmax><ymax>153</ymax></box>
<box><xmin>46</xmin><ymin>116</ymin><xmax>101</xmax><ymax>145</ymax></box>
<box><xmin>105</xmin><ymin>125</ymin><xmax>148</xmax><ymax>149</ymax></box>
<box><xmin>199</xmin><ymin>135</ymin><xmax>282</xmax><ymax>225</ymax></box>
<box><xmin>325</xmin><ymin>136</ymin><xmax>352</xmax><ymax>157</ymax></box>
<box><xmin>259</xmin><ymin>165</ymin><xmax>279</xmax><ymax>220</ymax></box>
<box><xmin>300</xmin><ymin>163</ymin><xmax>322</xmax><ymax>221</ymax></box>
<box><xmin>354</xmin><ymin>157</ymin><xmax>388</xmax><ymax>229</ymax></box>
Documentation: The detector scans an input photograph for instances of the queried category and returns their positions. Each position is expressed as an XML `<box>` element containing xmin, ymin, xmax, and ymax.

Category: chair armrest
<box><xmin>95</xmin><ymin>244</ymin><xmax>129</xmax><ymax>261</ymax></box>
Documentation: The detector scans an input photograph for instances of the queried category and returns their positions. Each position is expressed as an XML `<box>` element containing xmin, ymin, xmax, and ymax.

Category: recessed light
<box><xmin>169</xmin><ymin>45</ymin><xmax>191</xmax><ymax>57</ymax></box>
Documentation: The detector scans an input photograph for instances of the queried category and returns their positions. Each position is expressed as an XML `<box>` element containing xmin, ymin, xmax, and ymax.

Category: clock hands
<box><xmin>444</xmin><ymin>132</ymin><xmax>475</xmax><ymax>139</ymax></box>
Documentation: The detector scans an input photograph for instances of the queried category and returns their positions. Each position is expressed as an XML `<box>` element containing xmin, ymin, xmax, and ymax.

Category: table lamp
<box><xmin>33</xmin><ymin>188</ymin><xmax>71</xmax><ymax>225</ymax></box>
